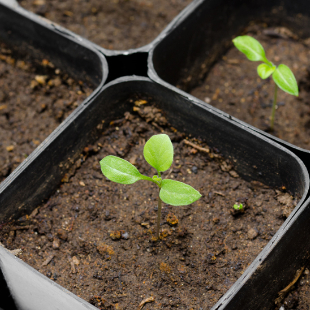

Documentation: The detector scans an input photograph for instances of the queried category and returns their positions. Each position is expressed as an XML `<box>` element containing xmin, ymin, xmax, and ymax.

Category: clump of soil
<box><xmin>0</xmin><ymin>102</ymin><xmax>297</xmax><ymax>309</ymax></box>
<box><xmin>0</xmin><ymin>42</ymin><xmax>93</xmax><ymax>182</ymax></box>
<box><xmin>190</xmin><ymin>24</ymin><xmax>310</xmax><ymax>150</ymax></box>
<box><xmin>18</xmin><ymin>0</ymin><xmax>192</xmax><ymax>50</ymax></box>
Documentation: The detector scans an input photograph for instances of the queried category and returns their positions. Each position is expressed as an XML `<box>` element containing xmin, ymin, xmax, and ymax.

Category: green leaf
<box><xmin>232</xmin><ymin>36</ymin><xmax>268</xmax><ymax>63</ymax></box>
<box><xmin>272</xmin><ymin>64</ymin><xmax>299</xmax><ymax>96</ymax></box>
<box><xmin>159</xmin><ymin>179</ymin><xmax>201</xmax><ymax>206</ymax></box>
<box><xmin>143</xmin><ymin>134</ymin><xmax>173</xmax><ymax>172</ymax></box>
<box><xmin>100</xmin><ymin>155</ymin><xmax>151</xmax><ymax>184</ymax></box>
<box><xmin>257</xmin><ymin>63</ymin><xmax>276</xmax><ymax>79</ymax></box>
<box><xmin>233</xmin><ymin>203</ymin><xmax>244</xmax><ymax>211</ymax></box>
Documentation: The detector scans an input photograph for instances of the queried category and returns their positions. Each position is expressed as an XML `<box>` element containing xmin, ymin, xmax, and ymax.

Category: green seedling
<box><xmin>233</xmin><ymin>203</ymin><xmax>244</xmax><ymax>211</ymax></box>
<box><xmin>232</xmin><ymin>35</ymin><xmax>299</xmax><ymax>131</ymax></box>
<box><xmin>100</xmin><ymin>134</ymin><xmax>201</xmax><ymax>239</ymax></box>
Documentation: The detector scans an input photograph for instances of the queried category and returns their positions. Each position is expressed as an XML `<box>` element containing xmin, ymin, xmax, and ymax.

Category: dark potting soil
<box><xmin>18</xmin><ymin>0</ymin><xmax>192</xmax><ymax>50</ymax></box>
<box><xmin>0</xmin><ymin>102</ymin><xmax>298</xmax><ymax>309</ymax></box>
<box><xmin>189</xmin><ymin>24</ymin><xmax>310</xmax><ymax>150</ymax></box>
<box><xmin>0</xmin><ymin>42</ymin><xmax>93</xmax><ymax>183</ymax></box>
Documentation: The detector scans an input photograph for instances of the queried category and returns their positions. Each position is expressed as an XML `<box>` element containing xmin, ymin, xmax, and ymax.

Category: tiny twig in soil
<box><xmin>10</xmin><ymin>225</ymin><xmax>33</xmax><ymax>231</ymax></box>
<box><xmin>183</xmin><ymin>139</ymin><xmax>210</xmax><ymax>153</ymax></box>
<box><xmin>68</xmin><ymin>217</ymin><xmax>75</xmax><ymax>231</ymax></box>
<box><xmin>165</xmin><ymin>167</ymin><xmax>173</xmax><ymax>179</ymax></box>
<box><xmin>138</xmin><ymin>296</ymin><xmax>155</xmax><ymax>310</ymax></box>
<box><xmin>213</xmin><ymin>191</ymin><xmax>225</xmax><ymax>197</ymax></box>
<box><xmin>42</xmin><ymin>254</ymin><xmax>55</xmax><ymax>267</ymax></box>
<box><xmin>275</xmin><ymin>266</ymin><xmax>305</xmax><ymax>305</ymax></box>
<box><xmin>98</xmin><ymin>182</ymin><xmax>111</xmax><ymax>189</ymax></box>
<box><xmin>68</xmin><ymin>256</ymin><xmax>76</xmax><ymax>273</ymax></box>
<box><xmin>151</xmin><ymin>121</ymin><xmax>164</xmax><ymax>132</ymax></box>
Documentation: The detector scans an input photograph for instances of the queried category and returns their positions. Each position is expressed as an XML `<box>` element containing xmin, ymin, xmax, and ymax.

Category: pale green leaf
<box><xmin>233</xmin><ymin>36</ymin><xmax>268</xmax><ymax>63</ymax></box>
<box><xmin>257</xmin><ymin>63</ymin><xmax>276</xmax><ymax>79</ymax></box>
<box><xmin>272</xmin><ymin>64</ymin><xmax>299</xmax><ymax>96</ymax></box>
<box><xmin>143</xmin><ymin>134</ymin><xmax>173</xmax><ymax>172</ymax></box>
<box><xmin>100</xmin><ymin>155</ymin><xmax>151</xmax><ymax>184</ymax></box>
<box><xmin>160</xmin><ymin>179</ymin><xmax>201</xmax><ymax>206</ymax></box>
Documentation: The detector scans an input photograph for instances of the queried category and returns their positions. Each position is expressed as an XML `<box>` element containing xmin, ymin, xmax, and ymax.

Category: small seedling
<box><xmin>233</xmin><ymin>203</ymin><xmax>244</xmax><ymax>211</ymax></box>
<box><xmin>231</xmin><ymin>202</ymin><xmax>245</xmax><ymax>216</ymax></box>
<box><xmin>100</xmin><ymin>134</ymin><xmax>201</xmax><ymax>239</ymax></box>
<box><xmin>232</xmin><ymin>35</ymin><xmax>299</xmax><ymax>131</ymax></box>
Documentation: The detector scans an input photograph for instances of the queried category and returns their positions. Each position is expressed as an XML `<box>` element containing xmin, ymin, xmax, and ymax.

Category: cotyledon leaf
<box><xmin>233</xmin><ymin>35</ymin><xmax>268</xmax><ymax>63</ymax></box>
<box><xmin>100</xmin><ymin>155</ymin><xmax>152</xmax><ymax>184</ymax></box>
<box><xmin>159</xmin><ymin>179</ymin><xmax>201</xmax><ymax>206</ymax></box>
<box><xmin>272</xmin><ymin>64</ymin><xmax>299</xmax><ymax>96</ymax></box>
<box><xmin>143</xmin><ymin>134</ymin><xmax>173</xmax><ymax>172</ymax></box>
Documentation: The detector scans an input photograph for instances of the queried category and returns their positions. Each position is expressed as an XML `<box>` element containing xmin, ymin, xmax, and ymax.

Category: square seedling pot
<box><xmin>0</xmin><ymin>0</ymin><xmax>310</xmax><ymax>309</ymax></box>
<box><xmin>149</xmin><ymin>2</ymin><xmax>310</xmax><ymax>307</ymax></box>
<box><xmin>149</xmin><ymin>0</ymin><xmax>310</xmax><ymax>156</ymax></box>
<box><xmin>149</xmin><ymin>0</ymin><xmax>310</xmax><ymax>165</ymax></box>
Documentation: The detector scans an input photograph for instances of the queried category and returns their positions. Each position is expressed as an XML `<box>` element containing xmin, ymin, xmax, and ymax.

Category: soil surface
<box><xmin>190</xmin><ymin>24</ymin><xmax>310</xmax><ymax>150</ymax></box>
<box><xmin>18</xmin><ymin>0</ymin><xmax>192</xmax><ymax>50</ymax></box>
<box><xmin>0</xmin><ymin>42</ymin><xmax>93</xmax><ymax>183</ymax></box>
<box><xmin>0</xmin><ymin>103</ymin><xmax>298</xmax><ymax>309</ymax></box>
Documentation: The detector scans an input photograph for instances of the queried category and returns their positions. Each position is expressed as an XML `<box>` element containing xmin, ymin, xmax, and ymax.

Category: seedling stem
<box><xmin>157</xmin><ymin>195</ymin><xmax>162</xmax><ymax>239</ymax></box>
<box><xmin>270</xmin><ymin>84</ymin><xmax>278</xmax><ymax>131</ymax></box>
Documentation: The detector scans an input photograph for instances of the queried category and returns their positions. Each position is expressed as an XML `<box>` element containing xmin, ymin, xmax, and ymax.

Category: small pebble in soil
<box><xmin>177</xmin><ymin>227</ymin><xmax>188</xmax><ymax>238</ymax></box>
<box><xmin>93</xmin><ymin>271</ymin><xmax>103</xmax><ymax>280</ymax></box>
<box><xmin>47</xmin><ymin>233</ymin><xmax>53</xmax><ymax>242</ymax></box>
<box><xmin>97</xmin><ymin>242</ymin><xmax>115</xmax><ymax>257</ymax></box>
<box><xmin>166</xmin><ymin>213</ymin><xmax>178</xmax><ymax>226</ymax></box>
<box><xmin>71</xmin><ymin>205</ymin><xmax>79</xmax><ymax>212</ymax></box>
<box><xmin>206</xmin><ymin>253</ymin><xmax>217</xmax><ymax>264</ymax></box>
<box><xmin>121</xmin><ymin>231</ymin><xmax>129</xmax><ymax>240</ymax></box>
<box><xmin>72</xmin><ymin>256</ymin><xmax>80</xmax><ymax>266</ymax></box>
<box><xmin>104</xmin><ymin>210</ymin><xmax>112</xmax><ymax>221</ymax></box>
<box><xmin>191</xmin><ymin>166</ymin><xmax>198</xmax><ymax>174</ymax></box>
<box><xmin>212</xmin><ymin>217</ymin><xmax>220</xmax><ymax>224</ymax></box>
<box><xmin>247</xmin><ymin>228</ymin><xmax>258</xmax><ymax>240</ymax></box>
<box><xmin>57</xmin><ymin>229</ymin><xmax>68</xmax><ymax>241</ymax></box>
<box><xmin>233</xmin><ymin>262</ymin><xmax>242</xmax><ymax>271</ymax></box>
<box><xmin>52</xmin><ymin>238</ymin><xmax>60</xmax><ymax>249</ymax></box>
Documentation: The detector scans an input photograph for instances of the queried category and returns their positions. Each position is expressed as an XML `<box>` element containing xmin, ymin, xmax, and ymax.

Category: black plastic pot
<box><xmin>148</xmin><ymin>1</ymin><xmax>310</xmax><ymax>308</ymax></box>
<box><xmin>0</xmin><ymin>0</ymin><xmax>310</xmax><ymax>309</ymax></box>
<box><xmin>0</xmin><ymin>0</ymin><xmax>108</xmax><ymax>222</ymax></box>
